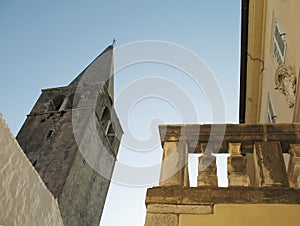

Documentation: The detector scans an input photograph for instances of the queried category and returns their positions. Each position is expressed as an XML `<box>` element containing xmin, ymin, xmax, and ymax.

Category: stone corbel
<box><xmin>275</xmin><ymin>65</ymin><xmax>296</xmax><ymax>108</ymax></box>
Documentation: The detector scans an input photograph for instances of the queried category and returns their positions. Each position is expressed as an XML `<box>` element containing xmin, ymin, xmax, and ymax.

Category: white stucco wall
<box><xmin>0</xmin><ymin>114</ymin><xmax>64</xmax><ymax>226</ymax></box>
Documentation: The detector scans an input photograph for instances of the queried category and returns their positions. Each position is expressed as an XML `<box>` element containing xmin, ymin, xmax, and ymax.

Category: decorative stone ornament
<box><xmin>275</xmin><ymin>65</ymin><xmax>296</xmax><ymax>108</ymax></box>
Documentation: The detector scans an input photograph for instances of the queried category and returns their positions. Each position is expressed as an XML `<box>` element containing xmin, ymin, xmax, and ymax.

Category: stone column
<box><xmin>288</xmin><ymin>144</ymin><xmax>300</xmax><ymax>188</ymax></box>
<box><xmin>159</xmin><ymin>141</ymin><xmax>189</xmax><ymax>187</ymax></box>
<box><xmin>253</xmin><ymin>142</ymin><xmax>289</xmax><ymax>187</ymax></box>
<box><xmin>227</xmin><ymin>143</ymin><xmax>250</xmax><ymax>186</ymax></box>
<box><xmin>197</xmin><ymin>154</ymin><xmax>218</xmax><ymax>187</ymax></box>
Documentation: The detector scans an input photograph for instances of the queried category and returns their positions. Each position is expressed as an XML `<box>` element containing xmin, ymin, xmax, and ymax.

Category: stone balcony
<box><xmin>158</xmin><ymin>124</ymin><xmax>300</xmax><ymax>188</ymax></box>
<box><xmin>145</xmin><ymin>124</ymin><xmax>300</xmax><ymax>226</ymax></box>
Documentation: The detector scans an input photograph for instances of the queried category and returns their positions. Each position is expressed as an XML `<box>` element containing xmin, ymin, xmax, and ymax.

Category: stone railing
<box><xmin>158</xmin><ymin>124</ymin><xmax>300</xmax><ymax>188</ymax></box>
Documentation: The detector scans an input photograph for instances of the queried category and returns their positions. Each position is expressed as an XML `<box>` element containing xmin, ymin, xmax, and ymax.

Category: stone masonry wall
<box><xmin>16</xmin><ymin>84</ymin><xmax>122</xmax><ymax>226</ymax></box>
<box><xmin>0</xmin><ymin>114</ymin><xmax>64</xmax><ymax>226</ymax></box>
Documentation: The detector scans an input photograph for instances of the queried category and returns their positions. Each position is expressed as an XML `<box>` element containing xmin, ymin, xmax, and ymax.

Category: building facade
<box><xmin>240</xmin><ymin>0</ymin><xmax>300</xmax><ymax>123</ymax></box>
<box><xmin>16</xmin><ymin>45</ymin><xmax>123</xmax><ymax>226</ymax></box>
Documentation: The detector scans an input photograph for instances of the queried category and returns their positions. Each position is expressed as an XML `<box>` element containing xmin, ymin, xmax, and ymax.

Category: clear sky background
<box><xmin>0</xmin><ymin>1</ymin><xmax>241</xmax><ymax>226</ymax></box>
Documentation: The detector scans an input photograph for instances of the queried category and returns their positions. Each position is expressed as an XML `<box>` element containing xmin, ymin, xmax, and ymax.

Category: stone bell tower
<box><xmin>16</xmin><ymin>45</ymin><xmax>122</xmax><ymax>226</ymax></box>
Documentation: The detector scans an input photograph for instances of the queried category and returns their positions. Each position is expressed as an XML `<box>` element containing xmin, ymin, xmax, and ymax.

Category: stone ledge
<box><xmin>147</xmin><ymin>204</ymin><xmax>213</xmax><ymax>215</ymax></box>
<box><xmin>146</xmin><ymin>186</ymin><xmax>300</xmax><ymax>205</ymax></box>
<box><xmin>159</xmin><ymin>123</ymin><xmax>300</xmax><ymax>153</ymax></box>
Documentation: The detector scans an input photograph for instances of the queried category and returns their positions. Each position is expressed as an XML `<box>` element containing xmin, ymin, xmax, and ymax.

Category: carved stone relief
<box><xmin>275</xmin><ymin>65</ymin><xmax>296</xmax><ymax>108</ymax></box>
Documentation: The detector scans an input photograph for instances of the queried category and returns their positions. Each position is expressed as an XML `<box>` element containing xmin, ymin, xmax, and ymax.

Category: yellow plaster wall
<box><xmin>180</xmin><ymin>204</ymin><xmax>300</xmax><ymax>226</ymax></box>
<box><xmin>258</xmin><ymin>0</ymin><xmax>300</xmax><ymax>122</ymax></box>
<box><xmin>0</xmin><ymin>115</ymin><xmax>64</xmax><ymax>226</ymax></box>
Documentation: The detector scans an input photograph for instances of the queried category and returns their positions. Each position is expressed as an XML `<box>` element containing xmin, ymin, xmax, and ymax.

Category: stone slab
<box><xmin>144</xmin><ymin>213</ymin><xmax>178</xmax><ymax>226</ymax></box>
<box><xmin>147</xmin><ymin>204</ymin><xmax>213</xmax><ymax>214</ymax></box>
<box><xmin>253</xmin><ymin>142</ymin><xmax>289</xmax><ymax>187</ymax></box>
<box><xmin>159</xmin><ymin>124</ymin><xmax>300</xmax><ymax>153</ymax></box>
<box><xmin>146</xmin><ymin>186</ymin><xmax>300</xmax><ymax>205</ymax></box>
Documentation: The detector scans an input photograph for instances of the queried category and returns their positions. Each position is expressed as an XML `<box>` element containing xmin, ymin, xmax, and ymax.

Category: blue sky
<box><xmin>0</xmin><ymin>1</ymin><xmax>241</xmax><ymax>225</ymax></box>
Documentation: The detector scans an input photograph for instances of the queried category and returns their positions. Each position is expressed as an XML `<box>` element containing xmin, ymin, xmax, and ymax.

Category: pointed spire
<box><xmin>69</xmin><ymin>45</ymin><xmax>114</xmax><ymax>101</ymax></box>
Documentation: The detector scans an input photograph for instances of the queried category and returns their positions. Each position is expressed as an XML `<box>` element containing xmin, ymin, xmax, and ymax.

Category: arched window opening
<box><xmin>97</xmin><ymin>106</ymin><xmax>115</xmax><ymax>145</ymax></box>
<box><xmin>101</xmin><ymin>107</ymin><xmax>110</xmax><ymax>121</ymax></box>
<box><xmin>101</xmin><ymin>107</ymin><xmax>110</xmax><ymax>131</ymax></box>
<box><xmin>107</xmin><ymin>123</ymin><xmax>115</xmax><ymax>145</ymax></box>
<box><xmin>65</xmin><ymin>93</ymin><xmax>75</xmax><ymax>109</ymax></box>
<box><xmin>49</xmin><ymin>95</ymin><xmax>65</xmax><ymax>111</ymax></box>
<box><xmin>107</xmin><ymin>123</ymin><xmax>114</xmax><ymax>135</ymax></box>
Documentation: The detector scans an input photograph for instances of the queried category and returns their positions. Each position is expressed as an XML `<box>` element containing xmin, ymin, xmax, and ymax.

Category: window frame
<box><xmin>272</xmin><ymin>19</ymin><xmax>287</xmax><ymax>67</ymax></box>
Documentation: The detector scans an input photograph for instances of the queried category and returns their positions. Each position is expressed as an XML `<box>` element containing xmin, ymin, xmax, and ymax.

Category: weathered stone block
<box><xmin>297</xmin><ymin>175</ymin><xmax>300</xmax><ymax>189</ymax></box>
<box><xmin>198</xmin><ymin>155</ymin><xmax>217</xmax><ymax>173</ymax></box>
<box><xmin>197</xmin><ymin>174</ymin><xmax>218</xmax><ymax>187</ymax></box>
<box><xmin>144</xmin><ymin>213</ymin><xmax>178</xmax><ymax>226</ymax></box>
<box><xmin>253</xmin><ymin>142</ymin><xmax>289</xmax><ymax>187</ymax></box>
<box><xmin>160</xmin><ymin>141</ymin><xmax>189</xmax><ymax>187</ymax></box>
<box><xmin>228</xmin><ymin>155</ymin><xmax>250</xmax><ymax>186</ymax></box>
<box><xmin>228</xmin><ymin>174</ymin><xmax>250</xmax><ymax>186</ymax></box>
<box><xmin>228</xmin><ymin>143</ymin><xmax>242</xmax><ymax>155</ymax></box>
<box><xmin>288</xmin><ymin>144</ymin><xmax>300</xmax><ymax>187</ymax></box>
<box><xmin>146</xmin><ymin>186</ymin><xmax>300</xmax><ymax>205</ymax></box>
<box><xmin>228</xmin><ymin>156</ymin><xmax>247</xmax><ymax>173</ymax></box>
<box><xmin>147</xmin><ymin>204</ymin><xmax>213</xmax><ymax>215</ymax></box>
<box><xmin>197</xmin><ymin>155</ymin><xmax>218</xmax><ymax>187</ymax></box>
<box><xmin>246</xmin><ymin>153</ymin><xmax>256</xmax><ymax>186</ymax></box>
<box><xmin>293</xmin><ymin>164</ymin><xmax>300</xmax><ymax>182</ymax></box>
